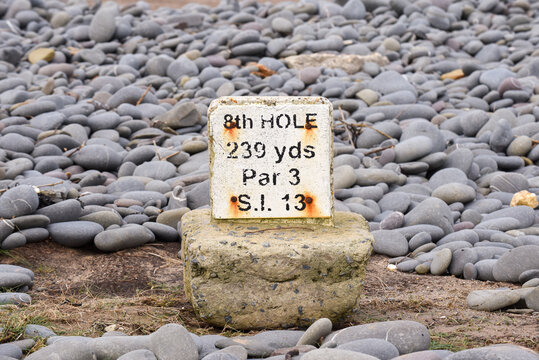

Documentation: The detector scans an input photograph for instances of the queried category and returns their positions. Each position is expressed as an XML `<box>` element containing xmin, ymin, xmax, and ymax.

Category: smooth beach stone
<box><xmin>519</xmin><ymin>269</ymin><xmax>539</xmax><ymax>284</ymax></box>
<box><xmin>11</xmin><ymin>214</ymin><xmax>50</xmax><ymax>229</ymax></box>
<box><xmin>524</xmin><ymin>287</ymin><xmax>539</xmax><ymax>311</ymax></box>
<box><xmin>431</xmin><ymin>183</ymin><xmax>475</xmax><ymax>204</ymax></box>
<box><xmin>475</xmin><ymin>259</ymin><xmax>497</xmax><ymax>281</ymax></box>
<box><xmin>0</xmin><ymin>293</ymin><xmax>31</xmax><ymax>306</ymax></box>
<box><xmin>1</xmin><ymin>233</ymin><xmax>26</xmax><ymax>250</ymax></box>
<box><xmin>337</xmin><ymin>338</ymin><xmax>399</xmax><ymax>360</ymax></box>
<box><xmin>490</xmin><ymin>173</ymin><xmax>529</xmax><ymax>193</ymax></box>
<box><xmin>121</xmin><ymin>191</ymin><xmax>167</xmax><ymax>207</ymax></box>
<box><xmin>477</xmin><ymin>217</ymin><xmax>521</xmax><ymax>231</ymax></box>
<box><xmin>36</xmin><ymin>337</ymin><xmax>131</xmax><ymax>360</ymax></box>
<box><xmin>404</xmin><ymin>197</ymin><xmax>453</xmax><ymax>235</ymax></box>
<box><xmin>428</xmin><ymin>168</ymin><xmax>468</xmax><ymax>190</ymax></box>
<box><xmin>11</xmin><ymin>101</ymin><xmax>57</xmax><ymax>117</ymax></box>
<box><xmin>355</xmin><ymin>169</ymin><xmax>400</xmax><ymax>186</ymax></box>
<box><xmin>490</xmin><ymin>119</ymin><xmax>513</xmax><ymax>153</ymax></box>
<box><xmin>48</xmin><ymin>221</ymin><xmax>104</xmax><ymax>247</ymax></box>
<box><xmin>464</xmin><ymin>199</ymin><xmax>503</xmax><ymax>214</ymax></box>
<box><xmin>0</xmin><ymin>264</ymin><xmax>34</xmax><ymax>279</ymax></box>
<box><xmin>378</xmin><ymin>193</ymin><xmax>410</xmax><ymax>213</ymax></box>
<box><xmin>0</xmin><ymin>343</ymin><xmax>22</xmax><ymax>359</ymax></box>
<box><xmin>94</xmin><ymin>225</ymin><xmax>155</xmax><ymax>252</ymax></box>
<box><xmin>89</xmin><ymin>3</ymin><xmax>117</xmax><ymax>42</ymax></box>
<box><xmin>36</xmin><ymin>199</ymin><xmax>82</xmax><ymax>223</ymax></box>
<box><xmin>480</xmin><ymin>68</ymin><xmax>515</xmax><ymax>90</ymax></box>
<box><xmin>80</xmin><ymin>211</ymin><xmax>123</xmax><ymax>229</ymax></box>
<box><xmin>444</xmin><ymin>344</ymin><xmax>539</xmax><ymax>360</ymax></box>
<box><xmin>0</xmin><ymin>185</ymin><xmax>39</xmax><ymax>218</ymax></box>
<box><xmin>481</xmin><ymin>206</ymin><xmax>535</xmax><ymax>229</ymax></box>
<box><xmin>142</xmin><ymin>222</ymin><xmax>179</xmax><ymax>242</ymax></box>
<box><xmin>149</xmin><ymin>324</ymin><xmax>198</xmax><ymax>360</ymax></box>
<box><xmin>397</xmin><ymin>225</ymin><xmax>445</xmax><ymax>242</ymax></box>
<box><xmin>463</xmin><ymin>263</ymin><xmax>477</xmax><ymax>280</ymax></box>
<box><xmin>192</xmin><ymin>334</ymin><xmax>226</xmax><ymax>359</ymax></box>
<box><xmin>430</xmin><ymin>248</ymin><xmax>452</xmax><ymax>275</ymax></box>
<box><xmin>73</xmin><ymin>145</ymin><xmax>123</xmax><ymax>172</ymax></box>
<box><xmin>107</xmin><ymin>86</ymin><xmax>158</xmax><ymax>109</ymax></box>
<box><xmin>0</xmin><ymin>133</ymin><xmax>34</xmax><ymax>153</ymax></box>
<box><xmin>437</xmin><ymin>230</ymin><xmax>479</xmax><ymax>246</ymax></box>
<box><xmin>25</xmin><ymin>324</ymin><xmax>57</xmax><ymax>339</ymax></box>
<box><xmin>372</xmin><ymin>230</ymin><xmax>409</xmax><ymax>257</ymax></box>
<box><xmin>0</xmin><ymin>272</ymin><xmax>32</xmax><ymax>289</ymax></box>
<box><xmin>296</xmin><ymin>318</ymin><xmax>332</xmax><ymax>346</ymax></box>
<box><xmin>408</xmin><ymin>232</ymin><xmax>432</xmax><ymax>251</ymax></box>
<box><xmin>333</xmin><ymin>165</ymin><xmax>357</xmax><ymax>190</ymax></box>
<box><xmin>156</xmin><ymin>208</ymin><xmax>190</xmax><ymax>229</ymax></box>
<box><xmin>324</xmin><ymin>320</ymin><xmax>430</xmax><ymax>355</ymax></box>
<box><xmin>299</xmin><ymin>349</ymin><xmax>378</xmax><ymax>360</ymax></box>
<box><xmin>20</xmin><ymin>228</ymin><xmax>49</xmax><ymax>243</ymax></box>
<box><xmin>108</xmin><ymin>177</ymin><xmax>145</xmax><ymax>193</ymax></box>
<box><xmin>394</xmin><ymin>136</ymin><xmax>433</xmax><ymax>163</ymax></box>
<box><xmin>117</xmin><ymin>349</ymin><xmax>157</xmax><ymax>360</ymax></box>
<box><xmin>467</xmin><ymin>289</ymin><xmax>521</xmax><ymax>311</ymax></box>
<box><xmin>336</xmin><ymin>187</ymin><xmax>384</xmax><ymax>202</ymax></box>
<box><xmin>380</xmin><ymin>212</ymin><xmax>404</xmax><ymax>230</ymax></box>
<box><xmin>133</xmin><ymin>161</ymin><xmax>177</xmax><ymax>181</ymax></box>
<box><xmin>202</xmin><ymin>346</ymin><xmax>245</xmax><ymax>360</ymax></box>
<box><xmin>396</xmin><ymin>260</ymin><xmax>420</xmax><ymax>273</ymax></box>
<box><xmin>492</xmin><ymin>245</ymin><xmax>539</xmax><ymax>282</ymax></box>
<box><xmin>507</xmin><ymin>136</ymin><xmax>533</xmax><ymax>156</ymax></box>
<box><xmin>215</xmin><ymin>331</ymin><xmax>304</xmax><ymax>357</ymax></box>
<box><xmin>154</xmin><ymin>102</ymin><xmax>201</xmax><ymax>129</ymax></box>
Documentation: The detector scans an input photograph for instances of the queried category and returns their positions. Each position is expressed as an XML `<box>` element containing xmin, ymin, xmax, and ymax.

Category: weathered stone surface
<box><xmin>284</xmin><ymin>54</ymin><xmax>388</xmax><ymax>74</ymax></box>
<box><xmin>181</xmin><ymin>210</ymin><xmax>373</xmax><ymax>329</ymax></box>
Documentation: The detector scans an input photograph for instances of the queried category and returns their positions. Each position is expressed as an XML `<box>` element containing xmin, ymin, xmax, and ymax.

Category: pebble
<box><xmin>394</xmin><ymin>136</ymin><xmax>433</xmax><ymax>163</ymax></box>
<box><xmin>467</xmin><ymin>289</ymin><xmax>522</xmax><ymax>311</ymax></box>
<box><xmin>94</xmin><ymin>225</ymin><xmax>155</xmax><ymax>252</ymax></box>
<box><xmin>372</xmin><ymin>230</ymin><xmax>409</xmax><ymax>257</ymax></box>
<box><xmin>0</xmin><ymin>0</ymin><xmax>536</xmax><ymax>356</ymax></box>
<box><xmin>430</xmin><ymin>248</ymin><xmax>452</xmax><ymax>276</ymax></box>
<box><xmin>296</xmin><ymin>318</ymin><xmax>332</xmax><ymax>346</ymax></box>
<box><xmin>48</xmin><ymin>221</ymin><xmax>104</xmax><ymax>248</ymax></box>
<box><xmin>404</xmin><ymin>198</ymin><xmax>454</xmax><ymax>235</ymax></box>
<box><xmin>0</xmin><ymin>185</ymin><xmax>39</xmax><ymax>218</ymax></box>
<box><xmin>89</xmin><ymin>3</ymin><xmax>118</xmax><ymax>43</ymax></box>
<box><xmin>337</xmin><ymin>339</ymin><xmax>399</xmax><ymax>360</ymax></box>
<box><xmin>491</xmin><ymin>245</ymin><xmax>539</xmax><ymax>283</ymax></box>
<box><xmin>431</xmin><ymin>183</ymin><xmax>476</xmax><ymax>204</ymax></box>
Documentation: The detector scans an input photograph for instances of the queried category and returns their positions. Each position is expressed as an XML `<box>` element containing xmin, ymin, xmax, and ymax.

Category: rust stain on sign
<box><xmin>209</xmin><ymin>96</ymin><xmax>334</xmax><ymax>224</ymax></box>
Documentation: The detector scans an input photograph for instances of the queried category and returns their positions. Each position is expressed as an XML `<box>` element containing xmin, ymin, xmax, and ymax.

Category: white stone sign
<box><xmin>208</xmin><ymin>96</ymin><xmax>333</xmax><ymax>221</ymax></box>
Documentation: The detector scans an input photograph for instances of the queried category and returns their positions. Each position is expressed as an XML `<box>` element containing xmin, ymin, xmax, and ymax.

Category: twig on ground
<box><xmin>136</xmin><ymin>85</ymin><xmax>152</xmax><ymax>106</ymax></box>
<box><xmin>363</xmin><ymin>144</ymin><xmax>395</xmax><ymax>155</ymax></box>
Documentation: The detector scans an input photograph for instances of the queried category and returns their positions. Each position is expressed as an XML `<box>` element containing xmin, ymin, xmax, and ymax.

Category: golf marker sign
<box><xmin>209</xmin><ymin>97</ymin><xmax>333</xmax><ymax>224</ymax></box>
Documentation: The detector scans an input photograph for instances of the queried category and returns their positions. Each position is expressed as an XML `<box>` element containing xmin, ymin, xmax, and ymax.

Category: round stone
<box><xmin>94</xmin><ymin>225</ymin><xmax>155</xmax><ymax>252</ymax></box>
<box><xmin>0</xmin><ymin>185</ymin><xmax>39</xmax><ymax>218</ymax></box>
<box><xmin>372</xmin><ymin>230</ymin><xmax>409</xmax><ymax>257</ymax></box>
<box><xmin>48</xmin><ymin>221</ymin><xmax>104</xmax><ymax>247</ymax></box>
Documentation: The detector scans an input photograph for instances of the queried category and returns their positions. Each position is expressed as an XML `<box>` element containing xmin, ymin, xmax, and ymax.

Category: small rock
<box><xmin>94</xmin><ymin>225</ymin><xmax>155</xmax><ymax>252</ymax></box>
<box><xmin>28</xmin><ymin>48</ymin><xmax>54</xmax><ymax>64</ymax></box>
<box><xmin>296</xmin><ymin>318</ymin><xmax>332</xmax><ymax>346</ymax></box>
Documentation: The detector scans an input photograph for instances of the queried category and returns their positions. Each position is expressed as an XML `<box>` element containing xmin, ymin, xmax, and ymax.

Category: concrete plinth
<box><xmin>180</xmin><ymin>209</ymin><xmax>374</xmax><ymax>330</ymax></box>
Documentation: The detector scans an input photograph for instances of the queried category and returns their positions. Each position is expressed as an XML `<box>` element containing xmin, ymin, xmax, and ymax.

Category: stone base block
<box><xmin>180</xmin><ymin>209</ymin><xmax>374</xmax><ymax>330</ymax></box>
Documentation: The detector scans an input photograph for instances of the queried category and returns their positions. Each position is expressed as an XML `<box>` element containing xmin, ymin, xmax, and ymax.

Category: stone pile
<box><xmin>1</xmin><ymin>318</ymin><xmax>536</xmax><ymax>359</ymax></box>
<box><xmin>0</xmin><ymin>0</ymin><xmax>538</xmax><ymax>356</ymax></box>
